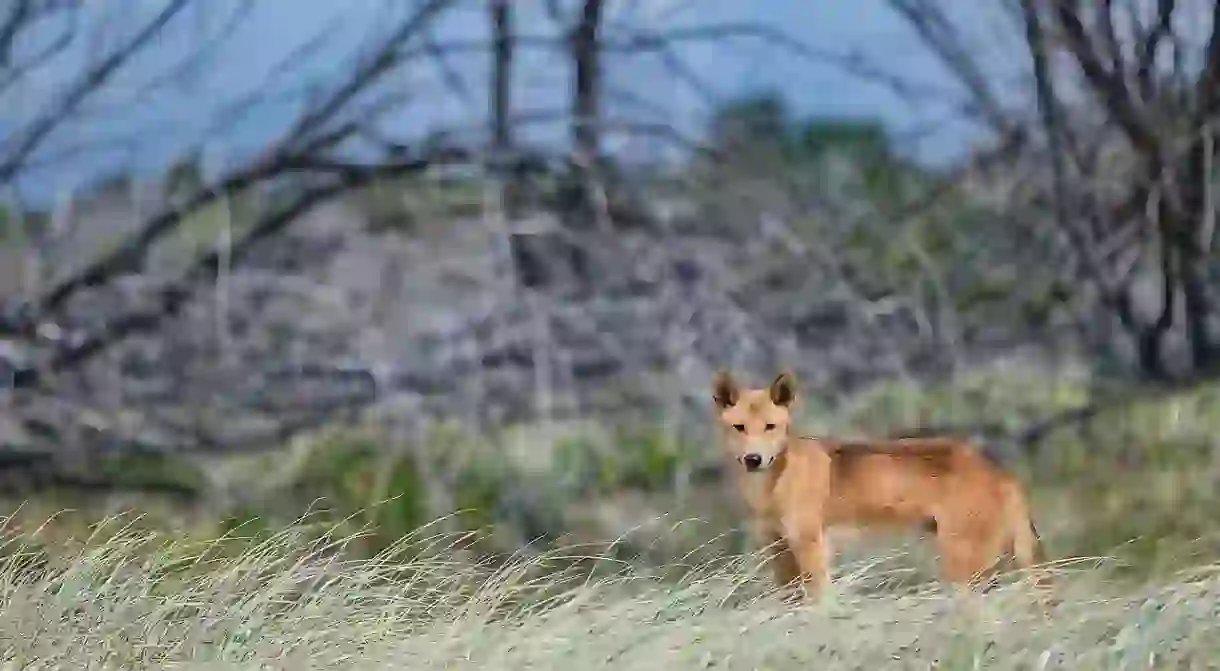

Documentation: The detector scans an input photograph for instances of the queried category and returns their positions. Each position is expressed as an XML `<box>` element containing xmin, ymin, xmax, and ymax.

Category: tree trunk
<box><xmin>489</xmin><ymin>0</ymin><xmax>520</xmax><ymax>216</ymax></box>
<box><xmin>571</xmin><ymin>0</ymin><xmax>603</xmax><ymax>165</ymax></box>
<box><xmin>1177</xmin><ymin>103</ymin><xmax>1219</xmax><ymax>372</ymax></box>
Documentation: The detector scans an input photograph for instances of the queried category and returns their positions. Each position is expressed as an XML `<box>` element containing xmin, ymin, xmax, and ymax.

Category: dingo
<box><xmin>711</xmin><ymin>370</ymin><xmax>1048</xmax><ymax>600</ymax></box>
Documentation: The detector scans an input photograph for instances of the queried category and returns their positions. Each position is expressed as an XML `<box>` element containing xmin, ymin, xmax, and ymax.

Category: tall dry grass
<box><xmin>0</xmin><ymin>509</ymin><xmax>1214</xmax><ymax>669</ymax></box>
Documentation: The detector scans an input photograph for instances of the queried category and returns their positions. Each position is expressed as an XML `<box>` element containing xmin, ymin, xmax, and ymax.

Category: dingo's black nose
<box><xmin>742</xmin><ymin>453</ymin><xmax>763</xmax><ymax>471</ymax></box>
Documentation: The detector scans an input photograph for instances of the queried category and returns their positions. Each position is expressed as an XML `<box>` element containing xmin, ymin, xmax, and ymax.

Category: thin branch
<box><xmin>283</xmin><ymin>0</ymin><xmax>455</xmax><ymax>144</ymax></box>
<box><xmin>0</xmin><ymin>0</ymin><xmax>34</xmax><ymax>69</ymax></box>
<box><xmin>0</xmin><ymin>0</ymin><xmax>191</xmax><ymax>186</ymax></box>
<box><xmin>1021</xmin><ymin>0</ymin><xmax>1114</xmax><ymax>296</ymax></box>
<box><xmin>886</xmin><ymin>0</ymin><xmax>1014</xmax><ymax>131</ymax></box>
<box><xmin>1195</xmin><ymin>0</ymin><xmax>1220</xmax><ymax>118</ymax></box>
<box><xmin>1137</xmin><ymin>0</ymin><xmax>1176</xmax><ymax>100</ymax></box>
<box><xmin>1054</xmin><ymin>0</ymin><xmax>1161</xmax><ymax>158</ymax></box>
<box><xmin>1095</xmin><ymin>0</ymin><xmax>1124</xmax><ymax>74</ymax></box>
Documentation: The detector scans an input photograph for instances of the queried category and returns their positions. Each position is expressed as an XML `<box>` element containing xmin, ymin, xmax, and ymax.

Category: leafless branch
<box><xmin>0</xmin><ymin>0</ymin><xmax>191</xmax><ymax>186</ymax></box>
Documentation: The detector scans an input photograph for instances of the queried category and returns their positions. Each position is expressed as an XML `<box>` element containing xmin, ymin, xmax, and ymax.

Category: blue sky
<box><xmin>4</xmin><ymin>1</ymin><xmax>1021</xmax><ymax>202</ymax></box>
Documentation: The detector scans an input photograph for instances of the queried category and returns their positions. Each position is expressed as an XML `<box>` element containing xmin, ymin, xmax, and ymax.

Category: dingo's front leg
<box><xmin>766</xmin><ymin>536</ymin><xmax>802</xmax><ymax>592</ymax></box>
<box><xmin>783</xmin><ymin>521</ymin><xmax>830</xmax><ymax>602</ymax></box>
<box><xmin>750</xmin><ymin>523</ymin><xmax>801</xmax><ymax>600</ymax></box>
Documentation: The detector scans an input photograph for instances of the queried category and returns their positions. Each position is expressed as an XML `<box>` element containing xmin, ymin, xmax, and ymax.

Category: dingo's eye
<box><xmin>733</xmin><ymin>424</ymin><xmax>746</xmax><ymax>433</ymax></box>
<box><xmin>765</xmin><ymin>423</ymin><xmax>776</xmax><ymax>431</ymax></box>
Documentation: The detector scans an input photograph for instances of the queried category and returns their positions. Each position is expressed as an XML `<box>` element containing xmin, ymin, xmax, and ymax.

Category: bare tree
<box><xmin>884</xmin><ymin>1</ymin><xmax>1220</xmax><ymax>382</ymax></box>
<box><xmin>0</xmin><ymin>0</ymin><xmax>475</xmax><ymax>478</ymax></box>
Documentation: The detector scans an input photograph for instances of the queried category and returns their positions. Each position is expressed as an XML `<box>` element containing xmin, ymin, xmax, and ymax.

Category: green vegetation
<box><xmin>277</xmin><ymin>428</ymin><xmax>428</xmax><ymax>557</ymax></box>
<box><xmin>707</xmin><ymin>90</ymin><xmax>895</xmax><ymax>168</ymax></box>
<box><xmin>552</xmin><ymin>425</ymin><xmax>686</xmax><ymax>495</ymax></box>
<box><xmin>95</xmin><ymin>453</ymin><xmax>209</xmax><ymax>495</ymax></box>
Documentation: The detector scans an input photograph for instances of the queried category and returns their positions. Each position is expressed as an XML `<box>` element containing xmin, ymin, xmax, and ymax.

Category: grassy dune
<box><xmin>2</xmin><ymin>360</ymin><xmax>1217</xmax><ymax>669</ymax></box>
<box><xmin>0</xmin><ymin>511</ymin><xmax>1216</xmax><ymax>670</ymax></box>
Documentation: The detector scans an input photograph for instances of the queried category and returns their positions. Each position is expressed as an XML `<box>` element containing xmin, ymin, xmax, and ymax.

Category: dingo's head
<box><xmin>711</xmin><ymin>370</ymin><xmax>797</xmax><ymax>473</ymax></box>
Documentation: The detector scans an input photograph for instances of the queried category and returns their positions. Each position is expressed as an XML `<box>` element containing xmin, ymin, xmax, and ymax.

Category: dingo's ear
<box><xmin>712</xmin><ymin>371</ymin><xmax>739</xmax><ymax>409</ymax></box>
<box><xmin>769</xmin><ymin>370</ymin><xmax>797</xmax><ymax>407</ymax></box>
